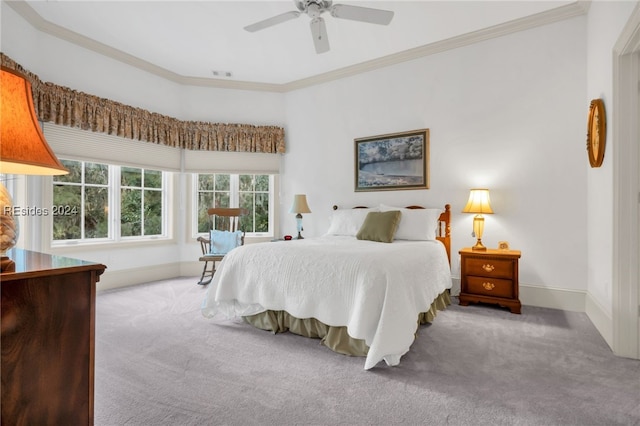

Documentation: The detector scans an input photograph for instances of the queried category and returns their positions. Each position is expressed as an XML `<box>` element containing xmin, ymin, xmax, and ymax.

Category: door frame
<box><xmin>613</xmin><ymin>4</ymin><xmax>640</xmax><ymax>359</ymax></box>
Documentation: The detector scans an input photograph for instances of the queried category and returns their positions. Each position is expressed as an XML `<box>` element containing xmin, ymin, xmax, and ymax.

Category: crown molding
<box><xmin>613</xmin><ymin>1</ymin><xmax>640</xmax><ymax>54</ymax></box>
<box><xmin>7</xmin><ymin>0</ymin><xmax>589</xmax><ymax>93</ymax></box>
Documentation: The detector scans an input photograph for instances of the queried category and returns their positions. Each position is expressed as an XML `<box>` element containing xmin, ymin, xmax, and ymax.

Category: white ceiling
<box><xmin>10</xmin><ymin>1</ymin><xmax>586</xmax><ymax>91</ymax></box>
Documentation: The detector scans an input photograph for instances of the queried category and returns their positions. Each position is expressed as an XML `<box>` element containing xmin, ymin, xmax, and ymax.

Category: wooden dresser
<box><xmin>458</xmin><ymin>247</ymin><xmax>521</xmax><ymax>314</ymax></box>
<box><xmin>1</xmin><ymin>249</ymin><xmax>106</xmax><ymax>426</ymax></box>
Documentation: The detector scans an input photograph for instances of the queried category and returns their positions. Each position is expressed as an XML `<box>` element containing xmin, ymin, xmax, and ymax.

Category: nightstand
<box><xmin>459</xmin><ymin>247</ymin><xmax>521</xmax><ymax>314</ymax></box>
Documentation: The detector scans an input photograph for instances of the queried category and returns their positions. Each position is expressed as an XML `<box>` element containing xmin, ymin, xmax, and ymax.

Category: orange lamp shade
<box><xmin>1</xmin><ymin>67</ymin><xmax>67</xmax><ymax>176</ymax></box>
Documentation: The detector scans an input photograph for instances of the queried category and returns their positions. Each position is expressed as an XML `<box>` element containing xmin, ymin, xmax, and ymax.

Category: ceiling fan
<box><xmin>244</xmin><ymin>0</ymin><xmax>394</xmax><ymax>54</ymax></box>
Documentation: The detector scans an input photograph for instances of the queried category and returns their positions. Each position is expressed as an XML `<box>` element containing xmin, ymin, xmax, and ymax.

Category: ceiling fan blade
<box><xmin>310</xmin><ymin>17</ymin><xmax>330</xmax><ymax>54</ymax></box>
<box><xmin>330</xmin><ymin>4</ymin><xmax>394</xmax><ymax>25</ymax></box>
<box><xmin>244</xmin><ymin>11</ymin><xmax>301</xmax><ymax>32</ymax></box>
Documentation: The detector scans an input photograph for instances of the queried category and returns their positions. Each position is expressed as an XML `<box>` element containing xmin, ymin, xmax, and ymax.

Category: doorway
<box><xmin>613</xmin><ymin>6</ymin><xmax>640</xmax><ymax>359</ymax></box>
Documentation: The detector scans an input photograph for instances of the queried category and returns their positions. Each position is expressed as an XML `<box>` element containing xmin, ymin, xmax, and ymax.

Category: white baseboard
<box><xmin>180</xmin><ymin>261</ymin><xmax>205</xmax><ymax>278</ymax></box>
<box><xmin>97</xmin><ymin>262</ymin><xmax>183</xmax><ymax>292</ymax></box>
<box><xmin>519</xmin><ymin>284</ymin><xmax>613</xmax><ymax>349</ymax></box>
<box><xmin>519</xmin><ymin>284</ymin><xmax>586</xmax><ymax>312</ymax></box>
<box><xmin>585</xmin><ymin>292</ymin><xmax>613</xmax><ymax>348</ymax></box>
<box><xmin>450</xmin><ymin>277</ymin><xmax>461</xmax><ymax>296</ymax></box>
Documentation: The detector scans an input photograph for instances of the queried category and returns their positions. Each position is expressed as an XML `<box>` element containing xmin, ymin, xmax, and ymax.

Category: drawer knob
<box><xmin>482</xmin><ymin>264</ymin><xmax>495</xmax><ymax>272</ymax></box>
<box><xmin>482</xmin><ymin>282</ymin><xmax>495</xmax><ymax>291</ymax></box>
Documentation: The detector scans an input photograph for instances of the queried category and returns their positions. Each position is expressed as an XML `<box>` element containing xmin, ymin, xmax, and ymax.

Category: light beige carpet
<box><xmin>94</xmin><ymin>277</ymin><xmax>640</xmax><ymax>425</ymax></box>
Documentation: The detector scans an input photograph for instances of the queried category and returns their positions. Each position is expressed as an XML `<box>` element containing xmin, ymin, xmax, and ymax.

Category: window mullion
<box><xmin>140</xmin><ymin>172</ymin><xmax>145</xmax><ymax>237</ymax></box>
<box><xmin>113</xmin><ymin>165</ymin><xmax>121</xmax><ymax>242</ymax></box>
<box><xmin>80</xmin><ymin>162</ymin><xmax>86</xmax><ymax>240</ymax></box>
<box><xmin>230</xmin><ymin>174</ymin><xmax>239</xmax><ymax>207</ymax></box>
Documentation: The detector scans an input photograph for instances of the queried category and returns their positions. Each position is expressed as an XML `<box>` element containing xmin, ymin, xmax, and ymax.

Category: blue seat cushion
<box><xmin>209</xmin><ymin>230</ymin><xmax>243</xmax><ymax>255</ymax></box>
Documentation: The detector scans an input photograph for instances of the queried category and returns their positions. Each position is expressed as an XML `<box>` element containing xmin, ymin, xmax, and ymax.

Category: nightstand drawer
<box><xmin>464</xmin><ymin>257</ymin><xmax>514</xmax><ymax>279</ymax></box>
<box><xmin>467</xmin><ymin>276</ymin><xmax>514</xmax><ymax>298</ymax></box>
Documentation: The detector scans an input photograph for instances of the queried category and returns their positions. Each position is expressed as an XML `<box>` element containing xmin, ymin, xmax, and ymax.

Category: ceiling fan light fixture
<box><xmin>307</xmin><ymin>3</ymin><xmax>321</xmax><ymax>18</ymax></box>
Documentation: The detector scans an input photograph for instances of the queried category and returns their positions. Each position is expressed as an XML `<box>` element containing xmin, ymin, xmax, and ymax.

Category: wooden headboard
<box><xmin>331</xmin><ymin>204</ymin><xmax>452</xmax><ymax>265</ymax></box>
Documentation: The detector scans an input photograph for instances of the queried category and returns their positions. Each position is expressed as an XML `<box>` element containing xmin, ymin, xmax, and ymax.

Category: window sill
<box><xmin>50</xmin><ymin>236</ymin><xmax>176</xmax><ymax>253</ymax></box>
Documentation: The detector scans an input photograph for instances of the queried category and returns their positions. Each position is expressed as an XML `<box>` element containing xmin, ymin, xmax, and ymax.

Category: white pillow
<box><xmin>379</xmin><ymin>204</ymin><xmax>442</xmax><ymax>241</ymax></box>
<box><xmin>325</xmin><ymin>208</ymin><xmax>379</xmax><ymax>236</ymax></box>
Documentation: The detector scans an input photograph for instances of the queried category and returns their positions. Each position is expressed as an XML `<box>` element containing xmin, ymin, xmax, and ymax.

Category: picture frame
<box><xmin>354</xmin><ymin>129</ymin><xmax>429</xmax><ymax>192</ymax></box>
<box><xmin>586</xmin><ymin>99</ymin><xmax>606</xmax><ymax>168</ymax></box>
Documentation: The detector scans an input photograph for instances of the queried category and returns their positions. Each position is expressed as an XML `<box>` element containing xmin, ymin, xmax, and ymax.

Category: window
<box><xmin>196</xmin><ymin>173</ymin><xmax>273</xmax><ymax>236</ymax></box>
<box><xmin>121</xmin><ymin>167</ymin><xmax>163</xmax><ymax>237</ymax></box>
<box><xmin>239</xmin><ymin>174</ymin><xmax>270</xmax><ymax>234</ymax></box>
<box><xmin>53</xmin><ymin>159</ymin><xmax>167</xmax><ymax>243</ymax></box>
<box><xmin>197</xmin><ymin>174</ymin><xmax>230</xmax><ymax>233</ymax></box>
<box><xmin>53</xmin><ymin>160</ymin><xmax>109</xmax><ymax>240</ymax></box>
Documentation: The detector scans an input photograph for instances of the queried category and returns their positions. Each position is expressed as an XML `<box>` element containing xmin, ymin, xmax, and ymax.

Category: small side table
<box><xmin>459</xmin><ymin>247</ymin><xmax>521</xmax><ymax>314</ymax></box>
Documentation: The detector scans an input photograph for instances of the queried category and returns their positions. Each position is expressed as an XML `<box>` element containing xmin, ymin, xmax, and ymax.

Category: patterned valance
<box><xmin>1</xmin><ymin>53</ymin><xmax>285</xmax><ymax>153</ymax></box>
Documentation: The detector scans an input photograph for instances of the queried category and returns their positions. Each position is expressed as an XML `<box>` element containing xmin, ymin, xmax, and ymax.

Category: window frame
<box><xmin>50</xmin><ymin>159</ymin><xmax>171</xmax><ymax>247</ymax></box>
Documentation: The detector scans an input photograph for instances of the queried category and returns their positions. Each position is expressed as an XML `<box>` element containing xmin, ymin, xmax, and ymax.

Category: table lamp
<box><xmin>462</xmin><ymin>188</ymin><xmax>493</xmax><ymax>251</ymax></box>
<box><xmin>1</xmin><ymin>66</ymin><xmax>68</xmax><ymax>271</ymax></box>
<box><xmin>289</xmin><ymin>194</ymin><xmax>311</xmax><ymax>239</ymax></box>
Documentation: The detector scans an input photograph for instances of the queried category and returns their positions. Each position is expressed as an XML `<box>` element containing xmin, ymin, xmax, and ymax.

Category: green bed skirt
<box><xmin>243</xmin><ymin>290</ymin><xmax>451</xmax><ymax>357</ymax></box>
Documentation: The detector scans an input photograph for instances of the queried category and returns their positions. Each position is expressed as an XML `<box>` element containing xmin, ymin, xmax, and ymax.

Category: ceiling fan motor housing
<box><xmin>295</xmin><ymin>1</ymin><xmax>333</xmax><ymax>15</ymax></box>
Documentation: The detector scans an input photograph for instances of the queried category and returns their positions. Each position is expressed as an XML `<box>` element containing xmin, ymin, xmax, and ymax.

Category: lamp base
<box><xmin>471</xmin><ymin>239</ymin><xmax>487</xmax><ymax>251</ymax></box>
<box><xmin>1</xmin><ymin>255</ymin><xmax>16</xmax><ymax>273</ymax></box>
<box><xmin>296</xmin><ymin>232</ymin><xmax>304</xmax><ymax>240</ymax></box>
<box><xmin>295</xmin><ymin>213</ymin><xmax>304</xmax><ymax>239</ymax></box>
<box><xmin>471</xmin><ymin>215</ymin><xmax>487</xmax><ymax>251</ymax></box>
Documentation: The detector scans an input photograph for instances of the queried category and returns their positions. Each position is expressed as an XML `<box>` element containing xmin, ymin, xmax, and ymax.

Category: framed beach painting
<box><xmin>354</xmin><ymin>129</ymin><xmax>429</xmax><ymax>192</ymax></box>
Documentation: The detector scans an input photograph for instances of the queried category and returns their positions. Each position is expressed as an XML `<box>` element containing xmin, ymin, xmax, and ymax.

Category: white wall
<box><xmin>282</xmin><ymin>16</ymin><xmax>588</xmax><ymax>303</ymax></box>
<box><xmin>585</xmin><ymin>1</ymin><xmax>638</xmax><ymax>343</ymax></box>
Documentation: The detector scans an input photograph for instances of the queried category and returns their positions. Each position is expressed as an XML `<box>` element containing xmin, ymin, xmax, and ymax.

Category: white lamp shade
<box><xmin>289</xmin><ymin>194</ymin><xmax>311</xmax><ymax>214</ymax></box>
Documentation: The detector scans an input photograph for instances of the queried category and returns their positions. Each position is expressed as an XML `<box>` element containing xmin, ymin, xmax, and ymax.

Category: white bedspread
<box><xmin>201</xmin><ymin>235</ymin><xmax>451</xmax><ymax>369</ymax></box>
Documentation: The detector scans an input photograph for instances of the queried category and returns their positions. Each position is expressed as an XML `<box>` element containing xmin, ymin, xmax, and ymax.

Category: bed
<box><xmin>202</xmin><ymin>204</ymin><xmax>452</xmax><ymax>370</ymax></box>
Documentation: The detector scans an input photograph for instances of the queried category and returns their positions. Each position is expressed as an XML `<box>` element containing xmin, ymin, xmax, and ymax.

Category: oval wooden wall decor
<box><xmin>587</xmin><ymin>99</ymin><xmax>607</xmax><ymax>168</ymax></box>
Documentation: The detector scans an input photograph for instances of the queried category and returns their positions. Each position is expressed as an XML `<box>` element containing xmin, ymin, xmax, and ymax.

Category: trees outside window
<box><xmin>239</xmin><ymin>174</ymin><xmax>270</xmax><ymax>234</ymax></box>
<box><xmin>121</xmin><ymin>167</ymin><xmax>163</xmax><ymax>237</ymax></box>
<box><xmin>53</xmin><ymin>159</ymin><xmax>109</xmax><ymax>240</ymax></box>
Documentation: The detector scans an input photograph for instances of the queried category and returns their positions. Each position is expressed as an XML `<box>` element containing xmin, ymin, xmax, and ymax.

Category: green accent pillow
<box><xmin>356</xmin><ymin>210</ymin><xmax>401</xmax><ymax>243</ymax></box>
